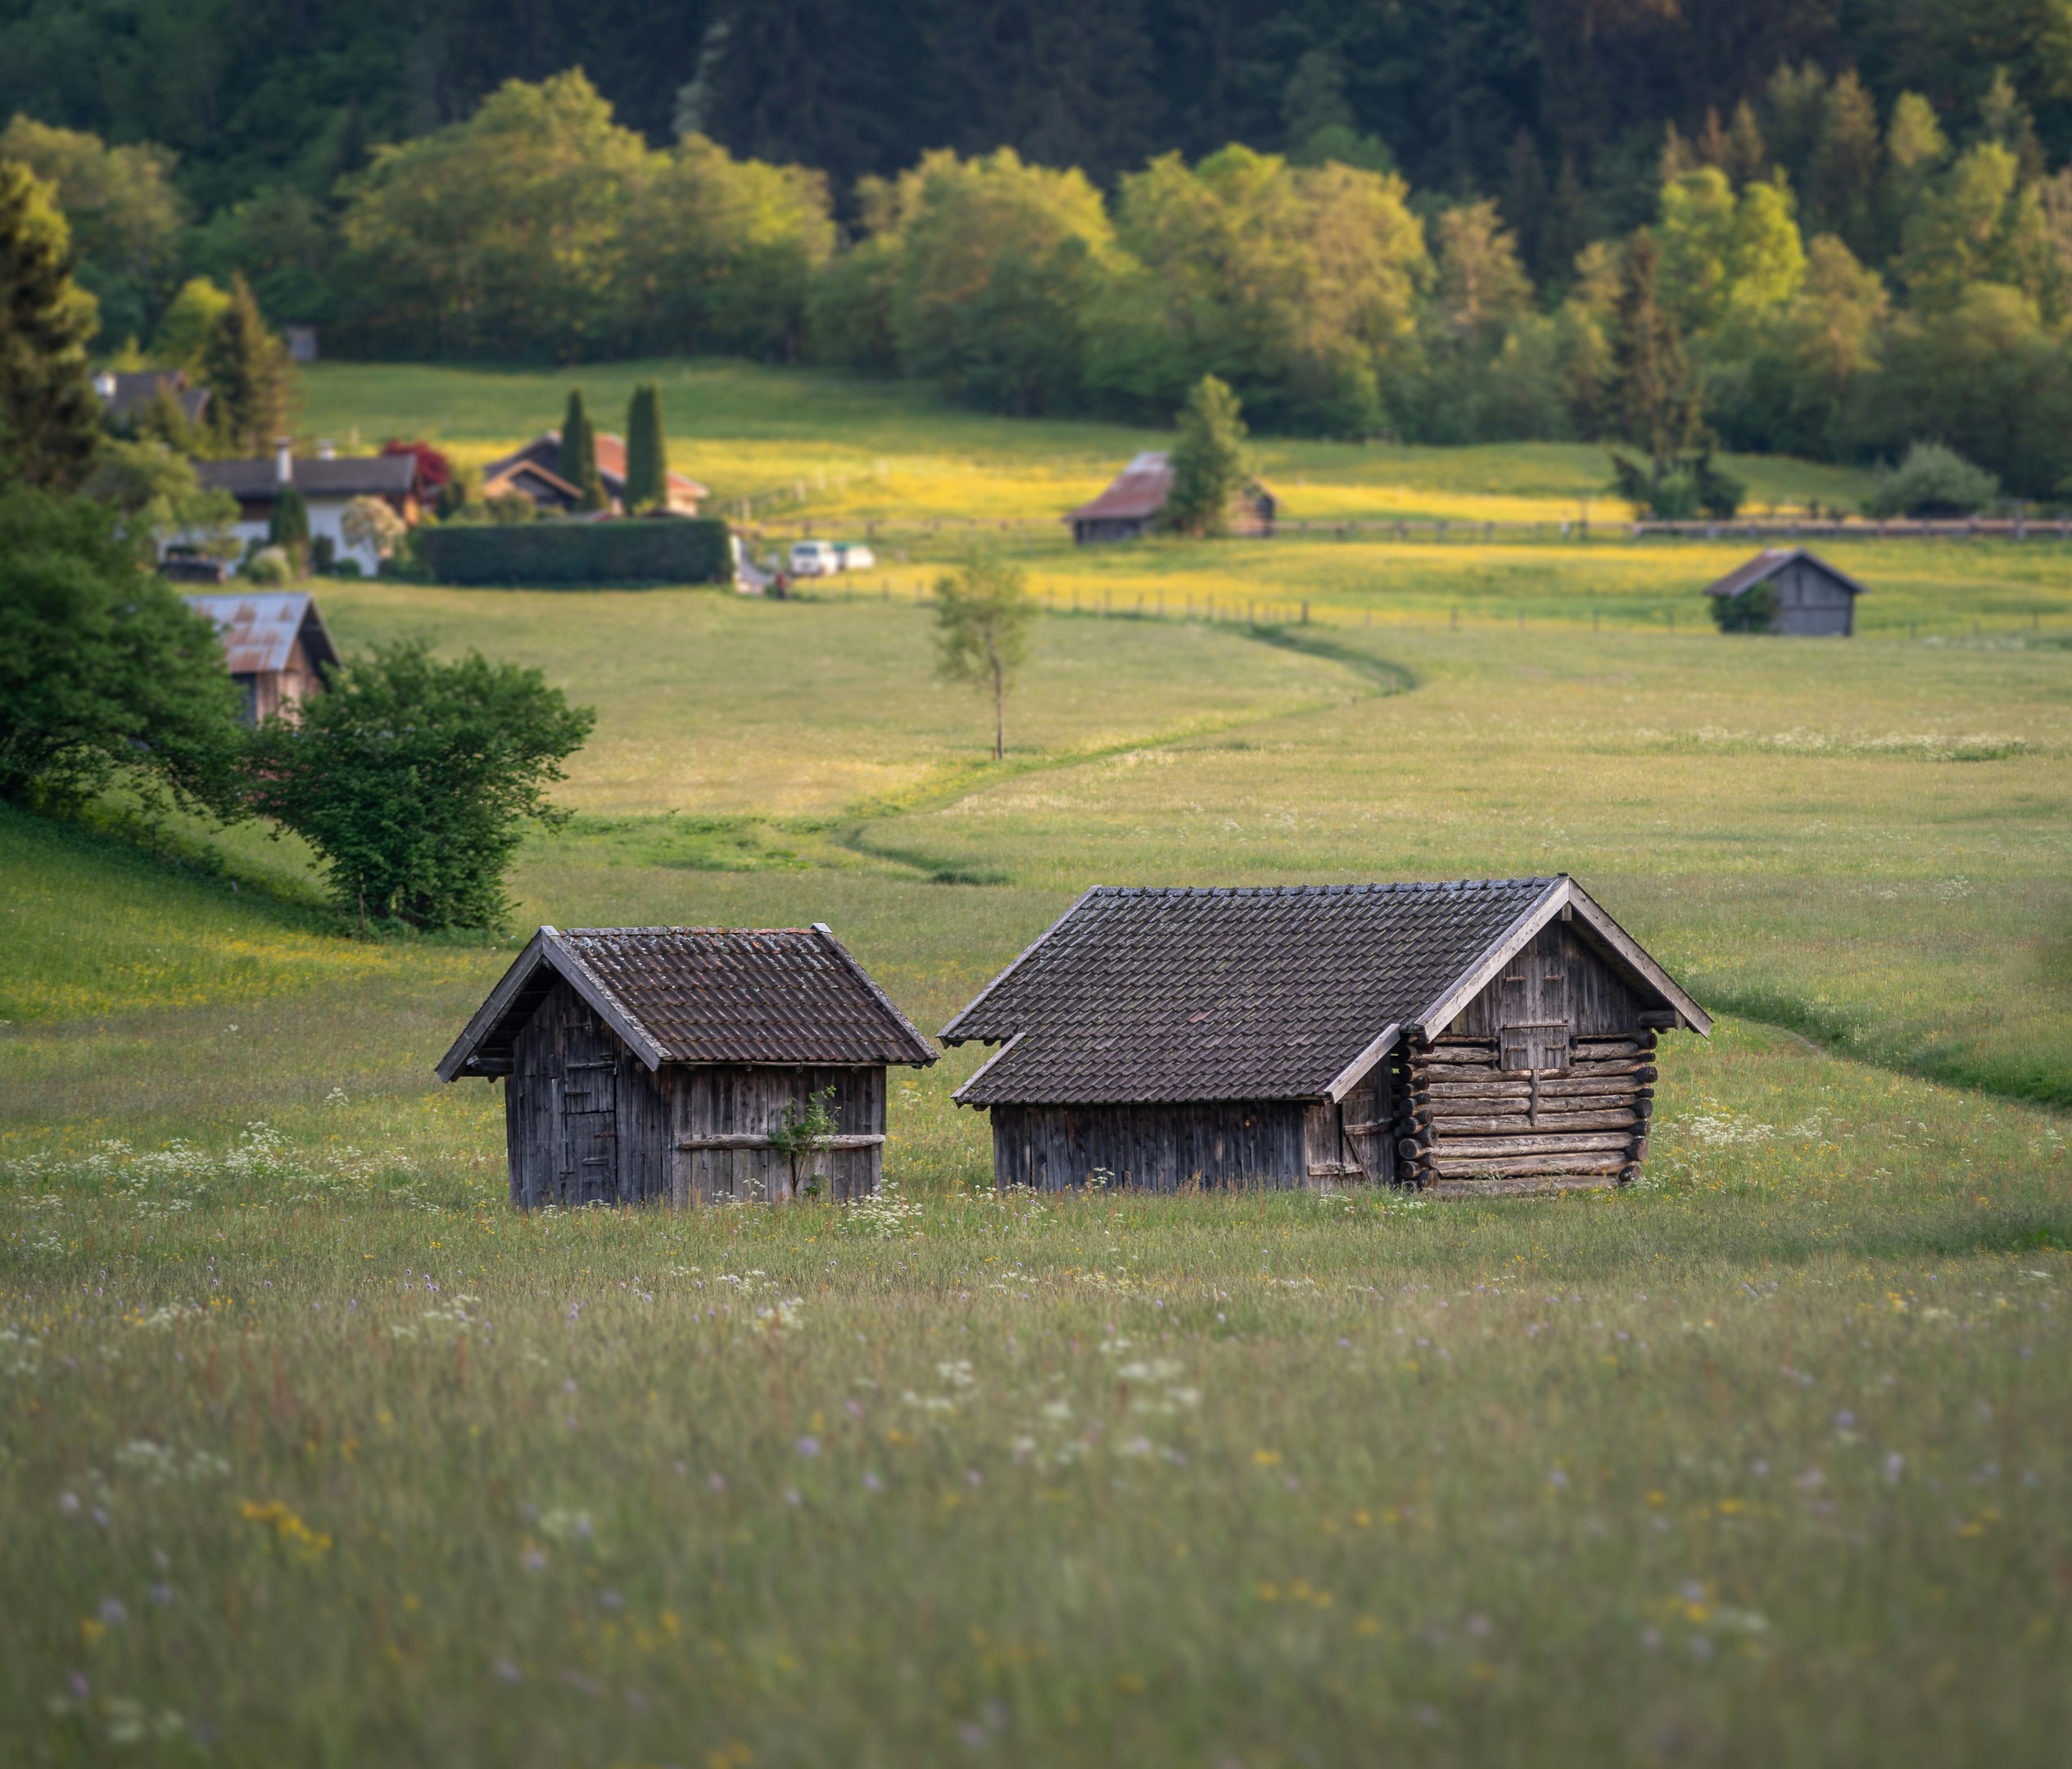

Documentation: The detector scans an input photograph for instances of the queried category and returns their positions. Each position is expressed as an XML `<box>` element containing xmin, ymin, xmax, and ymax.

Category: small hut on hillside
<box><xmin>182</xmin><ymin>590</ymin><xmax>339</xmax><ymax>722</ymax></box>
<box><xmin>1064</xmin><ymin>451</ymin><xmax>1277</xmax><ymax>544</ymax></box>
<box><xmin>940</xmin><ymin>876</ymin><xmax>1708</xmax><ymax>1197</ymax></box>
<box><xmin>437</xmin><ymin>925</ymin><xmax>937</xmax><ymax>1209</ymax></box>
<box><xmin>1703</xmin><ymin>548</ymin><xmax>1866</xmax><ymax>635</ymax></box>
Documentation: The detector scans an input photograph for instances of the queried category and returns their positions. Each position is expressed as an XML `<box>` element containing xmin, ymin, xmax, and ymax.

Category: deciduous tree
<box><xmin>933</xmin><ymin>554</ymin><xmax>1034</xmax><ymax>762</ymax></box>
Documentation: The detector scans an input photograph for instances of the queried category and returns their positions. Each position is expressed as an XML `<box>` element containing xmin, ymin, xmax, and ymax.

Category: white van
<box><xmin>833</xmin><ymin>541</ymin><xmax>875</xmax><ymax>572</ymax></box>
<box><xmin>789</xmin><ymin>540</ymin><xmax>839</xmax><ymax>577</ymax></box>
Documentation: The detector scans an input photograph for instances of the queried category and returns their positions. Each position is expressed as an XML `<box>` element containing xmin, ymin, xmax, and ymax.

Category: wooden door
<box><xmin>558</xmin><ymin>1015</ymin><xmax>621</xmax><ymax>1206</ymax></box>
<box><xmin>1497</xmin><ymin>934</ymin><xmax>1572</xmax><ymax>1074</ymax></box>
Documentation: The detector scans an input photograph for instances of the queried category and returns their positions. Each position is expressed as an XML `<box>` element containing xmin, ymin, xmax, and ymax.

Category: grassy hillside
<box><xmin>3</xmin><ymin>388</ymin><xmax>2068</xmax><ymax>1759</ymax></box>
<box><xmin>301</xmin><ymin>359</ymin><xmax>1879</xmax><ymax>526</ymax></box>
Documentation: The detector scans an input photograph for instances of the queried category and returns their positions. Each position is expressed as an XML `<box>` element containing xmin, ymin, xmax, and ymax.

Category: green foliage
<box><xmin>0</xmin><ymin>486</ymin><xmax>247</xmax><ymax>813</ymax></box>
<box><xmin>201</xmin><ymin>272</ymin><xmax>296</xmax><ymax>456</ymax></box>
<box><xmin>558</xmin><ymin>388</ymin><xmax>606</xmax><ymax>510</ymax></box>
<box><xmin>151</xmin><ymin>276</ymin><xmax>233</xmax><ymax>374</ymax></box>
<box><xmin>0</xmin><ymin>160</ymin><xmax>102</xmax><ymax>494</ymax></box>
<box><xmin>768</xmin><ymin>1084</ymin><xmax>839</xmax><ymax>1199</ymax></box>
<box><xmin>0</xmin><ymin>114</ymin><xmax>185</xmax><ymax>345</ymax></box>
<box><xmin>1862</xmin><ymin>441</ymin><xmax>2002</xmax><ymax>518</ymax></box>
<box><xmin>268</xmin><ymin>482</ymin><xmax>310</xmax><ymax>560</ymax></box>
<box><xmin>933</xmin><ymin>553</ymin><xmax>1034</xmax><ymax>759</ymax></box>
<box><xmin>624</xmin><ymin>382</ymin><xmax>667</xmax><ymax>512</ymax></box>
<box><xmin>1609</xmin><ymin>446</ymin><xmax>1744</xmax><ymax>520</ymax></box>
<box><xmin>249</xmin><ymin>640</ymin><xmax>593</xmax><ymax>929</ymax></box>
<box><xmin>88</xmin><ymin>437</ymin><xmax>239</xmax><ymax>554</ymax></box>
<box><xmin>413</xmin><ymin>518</ymin><xmax>732</xmax><ymax>586</ymax></box>
<box><xmin>1709</xmin><ymin>579</ymin><xmax>1778</xmax><ymax>632</ymax></box>
<box><xmin>1161</xmin><ymin>375</ymin><xmax>1253</xmax><ymax>537</ymax></box>
<box><xmin>1609</xmin><ymin>232</ymin><xmax>1703</xmax><ymax>477</ymax></box>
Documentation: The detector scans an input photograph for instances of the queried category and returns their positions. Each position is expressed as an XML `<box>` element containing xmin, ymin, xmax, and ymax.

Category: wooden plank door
<box><xmin>1497</xmin><ymin>933</ymin><xmax>1572</xmax><ymax>1075</ymax></box>
<box><xmin>558</xmin><ymin>1011</ymin><xmax>621</xmax><ymax>1206</ymax></box>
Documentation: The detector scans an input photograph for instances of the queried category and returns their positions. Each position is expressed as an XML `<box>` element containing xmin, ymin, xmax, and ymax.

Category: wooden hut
<box><xmin>182</xmin><ymin>590</ymin><xmax>339</xmax><ymax>723</ymax></box>
<box><xmin>437</xmin><ymin>925</ymin><xmax>937</xmax><ymax>1208</ymax></box>
<box><xmin>1064</xmin><ymin>451</ymin><xmax>1277</xmax><ymax>544</ymax></box>
<box><xmin>1703</xmin><ymin>548</ymin><xmax>1865</xmax><ymax>635</ymax></box>
<box><xmin>940</xmin><ymin>876</ymin><xmax>1708</xmax><ymax>1197</ymax></box>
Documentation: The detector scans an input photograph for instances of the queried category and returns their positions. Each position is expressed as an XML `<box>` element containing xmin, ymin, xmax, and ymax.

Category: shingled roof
<box><xmin>942</xmin><ymin>877</ymin><xmax>1706</xmax><ymax>1107</ymax></box>
<box><xmin>437</xmin><ymin>925</ymin><xmax>938</xmax><ymax>1080</ymax></box>
<box><xmin>1703</xmin><ymin>547</ymin><xmax>1869</xmax><ymax>600</ymax></box>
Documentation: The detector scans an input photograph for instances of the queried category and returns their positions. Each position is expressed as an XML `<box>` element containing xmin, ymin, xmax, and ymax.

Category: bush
<box><xmin>245</xmin><ymin>546</ymin><xmax>292</xmax><ymax>586</ymax></box>
<box><xmin>1862</xmin><ymin>441</ymin><xmax>2002</xmax><ymax>518</ymax></box>
<box><xmin>1710</xmin><ymin>582</ymin><xmax>1778</xmax><ymax>633</ymax></box>
<box><xmin>249</xmin><ymin>641</ymin><xmax>594</xmax><ymax>930</ymax></box>
<box><xmin>0</xmin><ymin>488</ymin><xmax>248</xmax><ymax>814</ymax></box>
<box><xmin>413</xmin><ymin>518</ymin><xmax>733</xmax><ymax>586</ymax></box>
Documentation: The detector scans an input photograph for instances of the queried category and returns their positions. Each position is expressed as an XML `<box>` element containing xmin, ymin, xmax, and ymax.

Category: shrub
<box><xmin>413</xmin><ymin>518</ymin><xmax>732</xmax><ymax>586</ymax></box>
<box><xmin>1862</xmin><ymin>441</ymin><xmax>2002</xmax><ymax>518</ymax></box>
<box><xmin>1710</xmin><ymin>581</ymin><xmax>1779</xmax><ymax>633</ymax></box>
<box><xmin>0</xmin><ymin>488</ymin><xmax>247</xmax><ymax>814</ymax></box>
<box><xmin>245</xmin><ymin>546</ymin><xmax>292</xmax><ymax>585</ymax></box>
<box><xmin>249</xmin><ymin>641</ymin><xmax>594</xmax><ymax>930</ymax></box>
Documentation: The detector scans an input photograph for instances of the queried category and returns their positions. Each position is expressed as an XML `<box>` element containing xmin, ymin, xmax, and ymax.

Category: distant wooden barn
<box><xmin>1704</xmin><ymin>548</ymin><xmax>1866</xmax><ymax>636</ymax></box>
<box><xmin>182</xmin><ymin>591</ymin><xmax>339</xmax><ymax>723</ymax></box>
<box><xmin>941</xmin><ymin>876</ymin><xmax>1708</xmax><ymax>1197</ymax></box>
<box><xmin>1064</xmin><ymin>451</ymin><xmax>1277</xmax><ymax>544</ymax></box>
<box><xmin>437</xmin><ymin>925</ymin><xmax>936</xmax><ymax>1209</ymax></box>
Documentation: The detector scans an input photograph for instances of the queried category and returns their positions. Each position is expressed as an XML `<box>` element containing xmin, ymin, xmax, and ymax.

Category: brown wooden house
<box><xmin>182</xmin><ymin>590</ymin><xmax>339</xmax><ymax>723</ymax></box>
<box><xmin>481</xmin><ymin>432</ymin><xmax>710</xmax><ymax>516</ymax></box>
<box><xmin>437</xmin><ymin>925</ymin><xmax>937</xmax><ymax>1209</ymax></box>
<box><xmin>1064</xmin><ymin>451</ymin><xmax>1277</xmax><ymax>544</ymax></box>
<box><xmin>940</xmin><ymin>876</ymin><xmax>1708</xmax><ymax>1197</ymax></box>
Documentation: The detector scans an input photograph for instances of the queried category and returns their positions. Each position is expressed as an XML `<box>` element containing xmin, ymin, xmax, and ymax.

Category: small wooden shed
<box><xmin>941</xmin><ymin>876</ymin><xmax>1709</xmax><ymax>1197</ymax></box>
<box><xmin>437</xmin><ymin>925</ymin><xmax>937</xmax><ymax>1208</ymax></box>
<box><xmin>1064</xmin><ymin>450</ymin><xmax>1277</xmax><ymax>544</ymax></box>
<box><xmin>1703</xmin><ymin>548</ymin><xmax>1865</xmax><ymax>636</ymax></box>
<box><xmin>182</xmin><ymin>591</ymin><xmax>339</xmax><ymax>722</ymax></box>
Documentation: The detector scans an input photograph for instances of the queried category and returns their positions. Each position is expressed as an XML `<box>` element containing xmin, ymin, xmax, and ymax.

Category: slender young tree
<box><xmin>1610</xmin><ymin>233</ymin><xmax>1701</xmax><ymax>479</ymax></box>
<box><xmin>1160</xmin><ymin>374</ymin><xmax>1251</xmax><ymax>537</ymax></box>
<box><xmin>933</xmin><ymin>553</ymin><xmax>1034</xmax><ymax>761</ymax></box>
<box><xmin>558</xmin><ymin>388</ymin><xmax>608</xmax><ymax>510</ymax></box>
<box><xmin>624</xmin><ymin>382</ymin><xmax>667</xmax><ymax>512</ymax></box>
<box><xmin>0</xmin><ymin>161</ymin><xmax>102</xmax><ymax>494</ymax></box>
<box><xmin>201</xmin><ymin>273</ymin><xmax>295</xmax><ymax>457</ymax></box>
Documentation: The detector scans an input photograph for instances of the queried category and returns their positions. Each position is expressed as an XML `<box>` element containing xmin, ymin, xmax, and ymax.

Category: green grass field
<box><xmin>3</xmin><ymin>365</ymin><xmax>2069</xmax><ymax>1762</ymax></box>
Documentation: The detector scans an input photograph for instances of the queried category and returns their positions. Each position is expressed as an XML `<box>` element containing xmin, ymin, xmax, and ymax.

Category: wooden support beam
<box><xmin>677</xmin><ymin>1133</ymin><xmax>886</xmax><ymax>1151</ymax></box>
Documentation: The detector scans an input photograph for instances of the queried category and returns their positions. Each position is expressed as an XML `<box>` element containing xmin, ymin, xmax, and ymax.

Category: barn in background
<box><xmin>941</xmin><ymin>877</ymin><xmax>1708</xmax><ymax>1198</ymax></box>
<box><xmin>182</xmin><ymin>590</ymin><xmax>339</xmax><ymax>722</ymax></box>
<box><xmin>438</xmin><ymin>925</ymin><xmax>936</xmax><ymax>1208</ymax></box>
<box><xmin>1064</xmin><ymin>451</ymin><xmax>1277</xmax><ymax>544</ymax></box>
<box><xmin>1704</xmin><ymin>548</ymin><xmax>1866</xmax><ymax>635</ymax></box>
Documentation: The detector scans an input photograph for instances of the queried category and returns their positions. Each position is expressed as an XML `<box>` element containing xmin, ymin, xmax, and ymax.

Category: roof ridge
<box><xmin>1091</xmin><ymin>876</ymin><xmax>1560</xmax><ymax>898</ymax></box>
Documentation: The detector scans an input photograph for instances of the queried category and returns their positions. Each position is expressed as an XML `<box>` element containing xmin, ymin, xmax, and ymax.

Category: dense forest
<box><xmin>7</xmin><ymin>0</ymin><xmax>2072</xmax><ymax>495</ymax></box>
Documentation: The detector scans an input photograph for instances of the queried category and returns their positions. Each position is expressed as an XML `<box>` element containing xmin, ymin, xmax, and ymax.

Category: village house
<box><xmin>481</xmin><ymin>432</ymin><xmax>709</xmax><ymax>516</ymax></box>
<box><xmin>1703</xmin><ymin>548</ymin><xmax>1866</xmax><ymax>636</ymax></box>
<box><xmin>93</xmin><ymin>368</ymin><xmax>211</xmax><ymax>431</ymax></box>
<box><xmin>182</xmin><ymin>590</ymin><xmax>340</xmax><ymax>723</ymax></box>
<box><xmin>940</xmin><ymin>876</ymin><xmax>1708</xmax><ymax>1197</ymax></box>
<box><xmin>438</xmin><ymin>925</ymin><xmax>937</xmax><ymax>1209</ymax></box>
<box><xmin>1064</xmin><ymin>450</ymin><xmax>1277</xmax><ymax>544</ymax></box>
<box><xmin>193</xmin><ymin>440</ymin><xmax>423</xmax><ymax>572</ymax></box>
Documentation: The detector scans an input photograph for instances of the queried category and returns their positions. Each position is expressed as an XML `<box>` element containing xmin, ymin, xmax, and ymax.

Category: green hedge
<box><xmin>413</xmin><ymin>518</ymin><xmax>732</xmax><ymax>587</ymax></box>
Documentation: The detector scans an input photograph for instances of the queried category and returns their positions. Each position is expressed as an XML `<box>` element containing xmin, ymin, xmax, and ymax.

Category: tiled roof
<box><xmin>196</xmin><ymin>455</ymin><xmax>418</xmax><ymax>500</ymax></box>
<box><xmin>482</xmin><ymin>432</ymin><xmax>709</xmax><ymax>502</ymax></box>
<box><xmin>182</xmin><ymin>591</ymin><xmax>339</xmax><ymax>676</ymax></box>
<box><xmin>1703</xmin><ymin>548</ymin><xmax>1868</xmax><ymax>599</ymax></box>
<box><xmin>943</xmin><ymin>880</ymin><xmax>1561</xmax><ymax>1106</ymax></box>
<box><xmin>437</xmin><ymin>925</ymin><xmax>937</xmax><ymax>1079</ymax></box>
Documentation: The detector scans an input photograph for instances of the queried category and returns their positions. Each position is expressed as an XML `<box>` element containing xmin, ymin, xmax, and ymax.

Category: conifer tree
<box><xmin>624</xmin><ymin>382</ymin><xmax>667</xmax><ymax>512</ymax></box>
<box><xmin>0</xmin><ymin>160</ymin><xmax>102</xmax><ymax>494</ymax></box>
<box><xmin>201</xmin><ymin>273</ymin><xmax>294</xmax><ymax>457</ymax></box>
<box><xmin>558</xmin><ymin>388</ymin><xmax>607</xmax><ymax>510</ymax></box>
<box><xmin>268</xmin><ymin>483</ymin><xmax>310</xmax><ymax>566</ymax></box>
<box><xmin>1160</xmin><ymin>375</ymin><xmax>1252</xmax><ymax>537</ymax></box>
<box><xmin>1609</xmin><ymin>233</ymin><xmax>1701</xmax><ymax>479</ymax></box>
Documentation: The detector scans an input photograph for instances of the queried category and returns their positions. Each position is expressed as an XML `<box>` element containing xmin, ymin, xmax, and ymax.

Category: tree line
<box><xmin>11</xmin><ymin>54</ymin><xmax>2072</xmax><ymax>497</ymax></box>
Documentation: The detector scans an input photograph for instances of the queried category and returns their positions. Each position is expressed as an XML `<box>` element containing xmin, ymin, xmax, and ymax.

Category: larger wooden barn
<box><xmin>940</xmin><ymin>876</ymin><xmax>1709</xmax><ymax>1197</ymax></box>
<box><xmin>438</xmin><ymin>925</ymin><xmax>936</xmax><ymax>1208</ymax></box>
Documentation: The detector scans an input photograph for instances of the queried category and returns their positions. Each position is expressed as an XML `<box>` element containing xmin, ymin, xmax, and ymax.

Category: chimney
<box><xmin>317</xmin><ymin>439</ymin><xmax>336</xmax><ymax>460</ymax></box>
<box><xmin>274</xmin><ymin>437</ymin><xmax>294</xmax><ymax>484</ymax></box>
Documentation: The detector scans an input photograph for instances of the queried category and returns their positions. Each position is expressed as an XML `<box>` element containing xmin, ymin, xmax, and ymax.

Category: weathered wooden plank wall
<box><xmin>990</xmin><ymin>1100</ymin><xmax>1314</xmax><ymax>1192</ymax></box>
<box><xmin>499</xmin><ymin>979</ymin><xmax>889</xmax><ymax>1208</ymax></box>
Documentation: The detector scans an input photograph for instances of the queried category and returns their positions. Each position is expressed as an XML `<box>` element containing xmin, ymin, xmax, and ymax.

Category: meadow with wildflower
<box><xmin>2</xmin><ymin>535</ymin><xmax>2070</xmax><ymax>1761</ymax></box>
